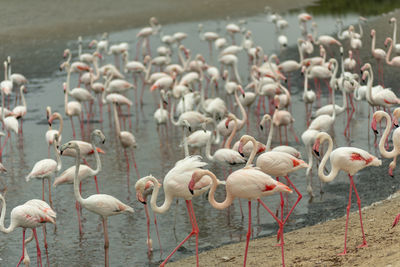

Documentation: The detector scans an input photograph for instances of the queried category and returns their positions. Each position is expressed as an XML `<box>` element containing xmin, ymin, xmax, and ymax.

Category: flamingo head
<box><xmin>225</xmin><ymin>113</ymin><xmax>237</xmax><ymax>129</ymax></box>
<box><xmin>63</xmin><ymin>49</ymin><xmax>70</xmax><ymax>59</ymax></box>
<box><xmin>63</xmin><ymin>82</ymin><xmax>67</xmax><ymax>94</ymax></box>
<box><xmin>88</xmin><ymin>40</ymin><xmax>96</xmax><ymax>48</ymax></box>
<box><xmin>238</xmin><ymin>134</ymin><xmax>255</xmax><ymax>157</ymax></box>
<box><xmin>91</xmin><ymin>129</ymin><xmax>106</xmax><ymax>144</ymax></box>
<box><xmin>46</xmin><ymin>106</ymin><xmax>51</xmax><ymax>121</ymax></box>
<box><xmin>370</xmin><ymin>29</ymin><xmax>375</xmax><ymax>38</ymax></box>
<box><xmin>188</xmin><ymin>170</ymin><xmax>209</xmax><ymax>195</ymax></box>
<box><xmin>59</xmin><ymin>141</ymin><xmax>79</xmax><ymax>155</ymax></box>
<box><xmin>273</xmin><ymin>95</ymin><xmax>280</xmax><ymax>109</ymax></box>
<box><xmin>393</xmin><ymin>108</ymin><xmax>400</xmax><ymax>128</ymax></box>
<box><xmin>384</xmin><ymin>37</ymin><xmax>392</xmax><ymax>47</ymax></box>
<box><xmin>371</xmin><ymin>111</ymin><xmax>385</xmax><ymax>134</ymax></box>
<box><xmin>312</xmin><ymin>138</ymin><xmax>321</xmax><ymax>157</ymax></box>
<box><xmin>237</xmin><ymin>85</ymin><xmax>245</xmax><ymax>98</ymax></box>
<box><xmin>259</xmin><ymin>114</ymin><xmax>271</xmax><ymax>130</ymax></box>
<box><xmin>135</xmin><ymin>176</ymin><xmax>160</xmax><ymax>204</ymax></box>
<box><xmin>390</xmin><ymin>17</ymin><xmax>396</xmax><ymax>24</ymax></box>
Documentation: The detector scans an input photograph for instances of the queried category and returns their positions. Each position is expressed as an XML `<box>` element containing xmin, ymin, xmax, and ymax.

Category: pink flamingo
<box><xmin>0</xmin><ymin>193</ymin><xmax>56</xmax><ymax>267</ymax></box>
<box><xmin>11</xmin><ymin>85</ymin><xmax>27</xmax><ymax>133</ymax></box>
<box><xmin>26</xmin><ymin>133</ymin><xmax>61</xmax><ymax>209</ymax></box>
<box><xmin>0</xmin><ymin>84</ymin><xmax>18</xmax><ymax>157</ymax></box>
<box><xmin>112</xmin><ymin>102</ymin><xmax>140</xmax><ymax>184</ymax></box>
<box><xmin>136</xmin><ymin>17</ymin><xmax>160</xmax><ymax>60</ymax></box>
<box><xmin>134</xmin><ymin>179</ymin><xmax>163</xmax><ymax>256</ymax></box>
<box><xmin>47</xmin><ymin>111</ymin><xmax>63</xmax><ymax>156</ymax></box>
<box><xmin>136</xmin><ymin>155</ymin><xmax>216</xmax><ymax>267</ymax></box>
<box><xmin>54</xmin><ymin>130</ymin><xmax>104</xmax><ymax>235</ymax></box>
<box><xmin>313</xmin><ymin>132</ymin><xmax>382</xmax><ymax>255</ymax></box>
<box><xmin>385</xmin><ymin>37</ymin><xmax>400</xmax><ymax>68</ymax></box>
<box><xmin>59</xmin><ymin>136</ymin><xmax>134</xmax><ymax>267</ymax></box>
<box><xmin>370</xmin><ymin>29</ymin><xmax>386</xmax><ymax>85</ymax></box>
<box><xmin>271</xmin><ymin>96</ymin><xmax>299</xmax><ymax>145</ymax></box>
<box><xmin>188</xmin><ymin>167</ymin><xmax>292</xmax><ymax>267</ymax></box>
<box><xmin>371</xmin><ymin>110</ymin><xmax>400</xmax><ymax>176</ymax></box>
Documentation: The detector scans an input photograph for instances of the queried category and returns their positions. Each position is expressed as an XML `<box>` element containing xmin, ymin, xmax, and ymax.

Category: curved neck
<box><xmin>386</xmin><ymin>39</ymin><xmax>393</xmax><ymax>64</ymax></box>
<box><xmin>65</xmin><ymin>66</ymin><xmax>71</xmax><ymax>115</ymax></box>
<box><xmin>170</xmin><ymin>101</ymin><xmax>179</xmax><ymax>126</ymax></box>
<box><xmin>371</xmin><ymin>33</ymin><xmax>376</xmax><ymax>54</ymax></box>
<box><xmin>365</xmin><ymin>69</ymin><xmax>375</xmax><ymax>103</ymax></box>
<box><xmin>149</xmin><ymin>176</ymin><xmax>174</xmax><ymax>213</ymax></box>
<box><xmin>73</xmin><ymin>146</ymin><xmax>84</xmax><ymax>204</ymax></box>
<box><xmin>53</xmin><ymin>138</ymin><xmax>62</xmax><ymax>172</ymax></box>
<box><xmin>182</xmin><ymin>126</ymin><xmax>189</xmax><ymax>157</ymax></box>
<box><xmin>1</xmin><ymin>90</ymin><xmax>4</xmax><ymax>122</ymax></box>
<box><xmin>206</xmin><ymin>170</ymin><xmax>234</xmax><ymax>209</ymax></box>
<box><xmin>318</xmin><ymin>135</ymin><xmax>339</xmax><ymax>182</ymax></box>
<box><xmin>56</xmin><ymin>113</ymin><xmax>63</xmax><ymax>135</ymax></box>
<box><xmin>224</xmin><ymin>118</ymin><xmax>238</xmax><ymax>149</ymax></box>
<box><xmin>91</xmin><ymin>133</ymin><xmax>102</xmax><ymax>175</ymax></box>
<box><xmin>93</xmin><ymin>58</ymin><xmax>100</xmax><ymax>81</ymax></box>
<box><xmin>112</xmin><ymin>103</ymin><xmax>121</xmax><ymax>136</ymax></box>
<box><xmin>0</xmin><ymin>195</ymin><xmax>13</xmax><ymax>233</ymax></box>
<box><xmin>358</xmin><ymin>20</ymin><xmax>364</xmax><ymax>38</ymax></box>
<box><xmin>266</xmin><ymin>116</ymin><xmax>274</xmax><ymax>150</ymax></box>
<box><xmin>232</xmin><ymin>61</ymin><xmax>241</xmax><ymax>84</ymax></box>
<box><xmin>246</xmin><ymin>137</ymin><xmax>258</xmax><ymax>167</ymax></box>
<box><xmin>298</xmin><ymin>41</ymin><xmax>304</xmax><ymax>63</ymax></box>
<box><xmin>234</xmin><ymin>88</ymin><xmax>247</xmax><ymax>128</ymax></box>
<box><xmin>379</xmin><ymin>112</ymin><xmax>397</xmax><ymax>158</ymax></box>
<box><xmin>20</xmin><ymin>87</ymin><xmax>26</xmax><ymax>108</ymax></box>
<box><xmin>205</xmin><ymin>129</ymin><xmax>215</xmax><ymax>161</ymax></box>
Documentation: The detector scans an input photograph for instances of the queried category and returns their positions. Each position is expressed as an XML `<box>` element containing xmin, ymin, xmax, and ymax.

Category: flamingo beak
<box><xmin>260</xmin><ymin>124</ymin><xmax>264</xmax><ymax>130</ymax></box>
<box><xmin>238</xmin><ymin>142</ymin><xmax>245</xmax><ymax>157</ymax></box>
<box><xmin>312</xmin><ymin>139</ymin><xmax>320</xmax><ymax>157</ymax></box>
<box><xmin>136</xmin><ymin>191</ymin><xmax>146</xmax><ymax>204</ymax></box>
<box><xmin>371</xmin><ymin>118</ymin><xmax>378</xmax><ymax>134</ymax></box>
<box><xmin>188</xmin><ymin>179</ymin><xmax>195</xmax><ymax>195</ymax></box>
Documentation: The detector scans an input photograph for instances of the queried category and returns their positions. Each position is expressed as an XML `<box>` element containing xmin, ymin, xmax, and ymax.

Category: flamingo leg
<box><xmin>70</xmin><ymin>116</ymin><xmax>76</xmax><ymax>138</ymax></box>
<box><xmin>144</xmin><ymin>204</ymin><xmax>153</xmax><ymax>255</ymax></box>
<box><xmin>103</xmin><ymin>217</ymin><xmax>110</xmax><ymax>267</ymax></box>
<box><xmin>130</xmin><ymin>150</ymin><xmax>140</xmax><ymax>179</ymax></box>
<box><xmin>258</xmin><ymin>199</ymin><xmax>285</xmax><ymax>267</ymax></box>
<box><xmin>338</xmin><ymin>182</ymin><xmax>352</xmax><ymax>255</ymax></box>
<box><xmin>32</xmin><ymin>228</ymin><xmax>42</xmax><ymax>267</ymax></box>
<box><xmin>349</xmin><ymin>175</ymin><xmax>367</xmax><ymax>248</ymax></box>
<box><xmin>124</xmin><ymin>149</ymin><xmax>130</xmax><ymax>188</ymax></box>
<box><xmin>282</xmin><ymin>176</ymin><xmax>303</xmax><ymax>225</ymax></box>
<box><xmin>243</xmin><ymin>201</ymin><xmax>252</xmax><ymax>267</ymax></box>
<box><xmin>160</xmin><ymin>200</ymin><xmax>199</xmax><ymax>267</ymax></box>
<box><xmin>76</xmin><ymin>200</ymin><xmax>83</xmax><ymax>236</ymax></box>
<box><xmin>47</xmin><ymin>178</ymin><xmax>53</xmax><ymax>209</ymax></box>
<box><xmin>153</xmin><ymin>213</ymin><xmax>163</xmax><ymax>255</ymax></box>
<box><xmin>16</xmin><ymin>229</ymin><xmax>26</xmax><ymax>267</ymax></box>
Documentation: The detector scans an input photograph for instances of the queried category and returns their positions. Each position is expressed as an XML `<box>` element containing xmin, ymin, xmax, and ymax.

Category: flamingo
<box><xmin>302</xmin><ymin>65</ymin><xmax>316</xmax><ymax>121</ymax></box>
<box><xmin>135</xmin><ymin>155</ymin><xmax>217</xmax><ymax>267</ymax></box>
<box><xmin>344</xmin><ymin>50</ymin><xmax>356</xmax><ymax>72</ymax></box>
<box><xmin>59</xmin><ymin>138</ymin><xmax>134</xmax><ymax>267</ymax></box>
<box><xmin>0</xmin><ymin>194</ymin><xmax>56</xmax><ymax>267</ymax></box>
<box><xmin>389</xmin><ymin>17</ymin><xmax>400</xmax><ymax>54</ymax></box>
<box><xmin>47</xmin><ymin>111</ymin><xmax>63</xmax><ymax>155</ymax></box>
<box><xmin>370</xmin><ymin>29</ymin><xmax>386</xmax><ymax>85</ymax></box>
<box><xmin>0</xmin><ymin>85</ymin><xmax>18</xmax><ymax>157</ymax></box>
<box><xmin>311</xmin><ymin>22</ymin><xmax>341</xmax><ymax>55</ymax></box>
<box><xmin>301</xmin><ymin>128</ymin><xmax>321</xmax><ymax>197</ymax></box>
<box><xmin>371</xmin><ymin>110</ymin><xmax>400</xmax><ymax>176</ymax></box>
<box><xmin>136</xmin><ymin>17</ymin><xmax>160</xmax><ymax>60</ymax></box>
<box><xmin>205</xmin><ymin>113</ymin><xmax>246</xmax><ymax>165</ymax></box>
<box><xmin>153</xmin><ymin>90</ymin><xmax>169</xmax><ymax>125</ymax></box>
<box><xmin>111</xmin><ymin>102</ymin><xmax>140</xmax><ymax>183</ymax></box>
<box><xmin>259</xmin><ymin>114</ymin><xmax>302</xmax><ymax>158</ymax></box>
<box><xmin>7</xmin><ymin>57</ymin><xmax>27</xmax><ymax>106</ymax></box>
<box><xmin>313</xmin><ymin>132</ymin><xmax>381</xmax><ymax>255</ymax></box>
<box><xmin>12</xmin><ymin>85</ymin><xmax>27</xmax><ymax>133</ymax></box>
<box><xmin>385</xmin><ymin>37</ymin><xmax>400</xmax><ymax>68</ymax></box>
<box><xmin>188</xmin><ymin>167</ymin><xmax>291</xmax><ymax>267</ymax></box>
<box><xmin>134</xmin><ymin>178</ymin><xmax>162</xmax><ymax>256</ymax></box>
<box><xmin>26</xmin><ymin>133</ymin><xmax>61</xmax><ymax>209</ymax></box>
<box><xmin>271</xmin><ymin>96</ymin><xmax>299</xmax><ymax>145</ymax></box>
<box><xmin>198</xmin><ymin>24</ymin><xmax>219</xmax><ymax>59</ymax></box>
<box><xmin>54</xmin><ymin>130</ymin><xmax>105</xmax><ymax>235</ymax></box>
<box><xmin>240</xmin><ymin>135</ymin><xmax>307</xmax><ymax>242</ymax></box>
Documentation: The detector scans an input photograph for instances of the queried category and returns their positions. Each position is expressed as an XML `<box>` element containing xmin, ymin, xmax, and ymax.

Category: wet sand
<box><xmin>168</xmin><ymin>191</ymin><xmax>400</xmax><ymax>266</ymax></box>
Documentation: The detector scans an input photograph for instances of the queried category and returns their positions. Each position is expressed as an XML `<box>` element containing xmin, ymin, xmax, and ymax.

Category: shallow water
<box><xmin>0</xmin><ymin>4</ymin><xmax>399</xmax><ymax>267</ymax></box>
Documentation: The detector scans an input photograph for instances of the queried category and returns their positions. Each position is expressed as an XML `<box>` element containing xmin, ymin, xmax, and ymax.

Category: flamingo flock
<box><xmin>3</xmin><ymin>7</ymin><xmax>400</xmax><ymax>267</ymax></box>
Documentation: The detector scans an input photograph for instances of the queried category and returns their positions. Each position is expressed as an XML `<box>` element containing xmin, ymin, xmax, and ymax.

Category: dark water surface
<box><xmin>0</xmin><ymin>4</ymin><xmax>399</xmax><ymax>267</ymax></box>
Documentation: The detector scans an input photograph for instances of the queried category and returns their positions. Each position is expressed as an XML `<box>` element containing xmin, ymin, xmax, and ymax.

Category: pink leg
<box><xmin>282</xmin><ymin>176</ymin><xmax>303</xmax><ymax>225</ymax></box>
<box><xmin>160</xmin><ymin>200</ymin><xmax>199</xmax><ymax>267</ymax></box>
<box><xmin>16</xmin><ymin>229</ymin><xmax>26</xmax><ymax>267</ymax></box>
<box><xmin>338</xmin><ymin>182</ymin><xmax>352</xmax><ymax>255</ymax></box>
<box><xmin>33</xmin><ymin>228</ymin><xmax>42</xmax><ymax>267</ymax></box>
<box><xmin>103</xmin><ymin>217</ymin><xmax>110</xmax><ymax>267</ymax></box>
<box><xmin>144</xmin><ymin>204</ymin><xmax>153</xmax><ymax>255</ymax></box>
<box><xmin>153</xmin><ymin>213</ymin><xmax>163</xmax><ymax>254</ymax></box>
<box><xmin>131</xmin><ymin>149</ymin><xmax>140</xmax><ymax>179</ymax></box>
<box><xmin>124</xmin><ymin>149</ymin><xmax>130</xmax><ymax>188</ymax></box>
<box><xmin>243</xmin><ymin>201</ymin><xmax>252</xmax><ymax>267</ymax></box>
<box><xmin>349</xmin><ymin>175</ymin><xmax>367</xmax><ymax>248</ymax></box>
<box><xmin>258</xmin><ymin>199</ymin><xmax>285</xmax><ymax>267</ymax></box>
<box><xmin>76</xmin><ymin>200</ymin><xmax>83</xmax><ymax>236</ymax></box>
<box><xmin>70</xmin><ymin>116</ymin><xmax>76</xmax><ymax>138</ymax></box>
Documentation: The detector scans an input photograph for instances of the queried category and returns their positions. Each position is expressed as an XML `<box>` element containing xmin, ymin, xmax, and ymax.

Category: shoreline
<box><xmin>168</xmin><ymin>191</ymin><xmax>400</xmax><ymax>266</ymax></box>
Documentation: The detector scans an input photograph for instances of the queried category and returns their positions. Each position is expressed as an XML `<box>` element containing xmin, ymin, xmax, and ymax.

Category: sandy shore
<box><xmin>168</xmin><ymin>192</ymin><xmax>400</xmax><ymax>266</ymax></box>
